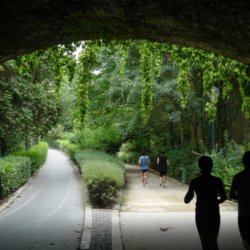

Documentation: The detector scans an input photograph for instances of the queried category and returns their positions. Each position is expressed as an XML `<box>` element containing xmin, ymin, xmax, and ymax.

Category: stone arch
<box><xmin>0</xmin><ymin>1</ymin><xmax>250</xmax><ymax>64</ymax></box>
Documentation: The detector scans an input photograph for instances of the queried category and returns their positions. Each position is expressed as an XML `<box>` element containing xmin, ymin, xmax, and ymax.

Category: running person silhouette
<box><xmin>157</xmin><ymin>151</ymin><xmax>169</xmax><ymax>188</ymax></box>
<box><xmin>184</xmin><ymin>155</ymin><xmax>227</xmax><ymax>250</ymax></box>
<box><xmin>230</xmin><ymin>151</ymin><xmax>250</xmax><ymax>250</ymax></box>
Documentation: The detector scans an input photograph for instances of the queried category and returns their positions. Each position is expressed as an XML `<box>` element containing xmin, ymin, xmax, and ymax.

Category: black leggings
<box><xmin>195</xmin><ymin>210</ymin><xmax>220</xmax><ymax>250</ymax></box>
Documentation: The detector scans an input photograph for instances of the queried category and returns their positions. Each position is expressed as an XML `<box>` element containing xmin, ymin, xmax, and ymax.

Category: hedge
<box><xmin>0</xmin><ymin>142</ymin><xmax>49</xmax><ymax>199</ymax></box>
<box><xmin>75</xmin><ymin>151</ymin><xmax>125</xmax><ymax>207</ymax></box>
<box><xmin>12</xmin><ymin>142</ymin><xmax>48</xmax><ymax>174</ymax></box>
<box><xmin>0</xmin><ymin>156</ymin><xmax>31</xmax><ymax>198</ymax></box>
<box><xmin>55</xmin><ymin>139</ymin><xmax>125</xmax><ymax>207</ymax></box>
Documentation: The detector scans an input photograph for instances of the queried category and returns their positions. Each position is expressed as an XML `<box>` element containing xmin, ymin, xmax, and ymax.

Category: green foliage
<box><xmin>45</xmin><ymin>125</ymin><xmax>64</xmax><ymax>147</ymax></box>
<box><xmin>76</xmin><ymin>42</ymin><xmax>99</xmax><ymax>125</ymax></box>
<box><xmin>55</xmin><ymin>139</ymin><xmax>81</xmax><ymax>161</ymax></box>
<box><xmin>75</xmin><ymin>150</ymin><xmax>124</xmax><ymax>207</ymax></box>
<box><xmin>0</xmin><ymin>45</ymin><xmax>74</xmax><ymax>154</ymax></box>
<box><xmin>79</xmin><ymin>126</ymin><xmax>122</xmax><ymax>154</ymax></box>
<box><xmin>117</xmin><ymin>142</ymin><xmax>141</xmax><ymax>164</ymax></box>
<box><xmin>165</xmin><ymin>141</ymin><xmax>244</xmax><ymax>191</ymax></box>
<box><xmin>211</xmin><ymin>140</ymin><xmax>244</xmax><ymax>193</ymax></box>
<box><xmin>58</xmin><ymin>126</ymin><xmax>123</xmax><ymax>154</ymax></box>
<box><xmin>168</xmin><ymin>44</ymin><xmax>250</xmax><ymax>120</ymax></box>
<box><xmin>167</xmin><ymin>138</ymin><xmax>245</xmax><ymax>194</ymax></box>
<box><xmin>12</xmin><ymin>142</ymin><xmax>48</xmax><ymax>174</ymax></box>
<box><xmin>0</xmin><ymin>142</ymin><xmax>48</xmax><ymax>198</ymax></box>
<box><xmin>0</xmin><ymin>156</ymin><xmax>31</xmax><ymax>198</ymax></box>
<box><xmin>139</xmin><ymin>41</ymin><xmax>154</xmax><ymax>123</ymax></box>
<box><xmin>60</xmin><ymin>131</ymin><xmax>79</xmax><ymax>143</ymax></box>
<box><xmin>167</xmin><ymin>145</ymin><xmax>198</xmax><ymax>182</ymax></box>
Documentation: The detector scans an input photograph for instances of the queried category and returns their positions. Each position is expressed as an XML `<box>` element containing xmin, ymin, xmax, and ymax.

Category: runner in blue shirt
<box><xmin>138</xmin><ymin>151</ymin><xmax>150</xmax><ymax>187</ymax></box>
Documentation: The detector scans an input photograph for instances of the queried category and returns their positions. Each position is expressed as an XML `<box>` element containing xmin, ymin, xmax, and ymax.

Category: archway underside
<box><xmin>0</xmin><ymin>1</ymin><xmax>250</xmax><ymax>64</ymax></box>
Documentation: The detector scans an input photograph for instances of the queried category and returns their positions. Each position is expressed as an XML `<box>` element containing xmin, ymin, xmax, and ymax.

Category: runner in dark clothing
<box><xmin>157</xmin><ymin>151</ymin><xmax>169</xmax><ymax>188</ymax></box>
<box><xmin>184</xmin><ymin>155</ymin><xmax>227</xmax><ymax>250</ymax></box>
<box><xmin>230</xmin><ymin>151</ymin><xmax>250</xmax><ymax>250</ymax></box>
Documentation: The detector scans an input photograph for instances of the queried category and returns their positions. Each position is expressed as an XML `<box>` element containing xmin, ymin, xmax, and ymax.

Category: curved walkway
<box><xmin>120</xmin><ymin>165</ymin><xmax>244</xmax><ymax>250</ymax></box>
<box><xmin>0</xmin><ymin>149</ymin><xmax>84</xmax><ymax>250</ymax></box>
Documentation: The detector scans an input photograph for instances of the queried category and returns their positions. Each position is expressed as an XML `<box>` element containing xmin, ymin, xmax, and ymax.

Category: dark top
<box><xmin>184</xmin><ymin>174</ymin><xmax>227</xmax><ymax>212</ymax></box>
<box><xmin>230</xmin><ymin>169</ymin><xmax>250</xmax><ymax>216</ymax></box>
<box><xmin>158</xmin><ymin>155</ymin><xmax>168</xmax><ymax>170</ymax></box>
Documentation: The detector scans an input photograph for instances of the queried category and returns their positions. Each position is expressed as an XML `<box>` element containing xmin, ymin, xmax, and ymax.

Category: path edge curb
<box><xmin>63</xmin><ymin>150</ymin><xmax>93</xmax><ymax>250</ymax></box>
<box><xmin>112</xmin><ymin>209</ymin><xmax>123</xmax><ymax>250</ymax></box>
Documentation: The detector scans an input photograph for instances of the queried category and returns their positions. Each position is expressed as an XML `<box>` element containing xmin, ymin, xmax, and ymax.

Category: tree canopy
<box><xmin>1</xmin><ymin>39</ymin><xmax>250</xmax><ymax>155</ymax></box>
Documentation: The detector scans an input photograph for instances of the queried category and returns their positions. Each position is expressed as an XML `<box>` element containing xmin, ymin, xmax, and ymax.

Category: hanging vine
<box><xmin>236</xmin><ymin>64</ymin><xmax>250</xmax><ymax>118</ymax></box>
<box><xmin>138</xmin><ymin>41</ymin><xmax>154</xmax><ymax>123</ymax></box>
<box><xmin>118</xmin><ymin>44</ymin><xmax>129</xmax><ymax>103</ymax></box>
<box><xmin>169</xmin><ymin>45</ymin><xmax>192</xmax><ymax>107</ymax></box>
<box><xmin>152</xmin><ymin>42</ymin><xmax>168</xmax><ymax>78</ymax></box>
<box><xmin>167</xmin><ymin>45</ymin><xmax>250</xmax><ymax>120</ymax></box>
<box><xmin>76</xmin><ymin>42</ymin><xmax>98</xmax><ymax>126</ymax></box>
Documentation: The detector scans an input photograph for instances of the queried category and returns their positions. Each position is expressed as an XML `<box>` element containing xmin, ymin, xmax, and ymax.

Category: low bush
<box><xmin>0</xmin><ymin>156</ymin><xmax>31</xmax><ymax>198</ymax></box>
<box><xmin>12</xmin><ymin>141</ymin><xmax>48</xmax><ymax>174</ymax></box>
<box><xmin>167</xmin><ymin>146</ymin><xmax>198</xmax><ymax>183</ymax></box>
<box><xmin>211</xmin><ymin>141</ymin><xmax>244</xmax><ymax>193</ymax></box>
<box><xmin>75</xmin><ymin>150</ymin><xmax>124</xmax><ymax>207</ymax></box>
<box><xmin>166</xmin><ymin>140</ymin><xmax>245</xmax><ymax>195</ymax></box>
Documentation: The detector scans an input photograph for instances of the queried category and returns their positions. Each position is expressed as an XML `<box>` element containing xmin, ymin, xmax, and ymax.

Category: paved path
<box><xmin>120</xmin><ymin>165</ymin><xmax>244</xmax><ymax>250</ymax></box>
<box><xmin>0</xmin><ymin>149</ymin><xmax>84</xmax><ymax>250</ymax></box>
<box><xmin>1</xmin><ymin>154</ymin><xmax>243</xmax><ymax>250</ymax></box>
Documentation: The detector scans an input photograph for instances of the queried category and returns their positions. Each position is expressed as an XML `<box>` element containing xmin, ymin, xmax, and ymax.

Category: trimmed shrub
<box><xmin>13</xmin><ymin>142</ymin><xmax>48</xmax><ymax>174</ymax></box>
<box><xmin>0</xmin><ymin>156</ymin><xmax>31</xmax><ymax>198</ymax></box>
<box><xmin>75</xmin><ymin>151</ymin><xmax>124</xmax><ymax>207</ymax></box>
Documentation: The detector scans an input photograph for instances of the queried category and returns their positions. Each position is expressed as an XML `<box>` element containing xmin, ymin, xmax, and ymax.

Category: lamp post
<box><xmin>210</xmin><ymin>86</ymin><xmax>220</xmax><ymax>151</ymax></box>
